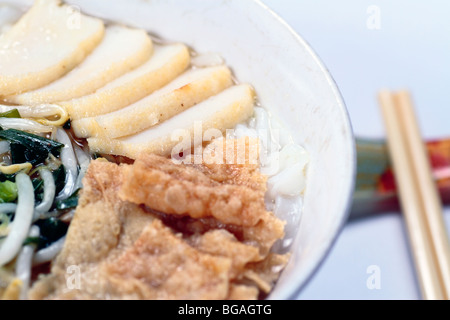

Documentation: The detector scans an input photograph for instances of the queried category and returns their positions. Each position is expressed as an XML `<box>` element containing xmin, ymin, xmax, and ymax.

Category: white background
<box><xmin>261</xmin><ymin>0</ymin><xmax>450</xmax><ymax>299</ymax></box>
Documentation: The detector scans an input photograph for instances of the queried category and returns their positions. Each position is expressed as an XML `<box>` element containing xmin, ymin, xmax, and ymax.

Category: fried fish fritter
<box><xmin>119</xmin><ymin>153</ymin><xmax>268</xmax><ymax>227</ymax></box>
<box><xmin>30</xmin><ymin>140</ymin><xmax>287</xmax><ymax>300</ymax></box>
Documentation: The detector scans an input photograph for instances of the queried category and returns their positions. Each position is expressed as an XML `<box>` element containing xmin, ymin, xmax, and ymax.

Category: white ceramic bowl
<box><xmin>6</xmin><ymin>0</ymin><xmax>356</xmax><ymax>299</ymax></box>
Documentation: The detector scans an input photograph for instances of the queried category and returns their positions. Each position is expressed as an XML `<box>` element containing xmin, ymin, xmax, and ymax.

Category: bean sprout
<box><xmin>55</xmin><ymin>129</ymin><xmax>78</xmax><ymax>201</ymax></box>
<box><xmin>15</xmin><ymin>225</ymin><xmax>39</xmax><ymax>300</ymax></box>
<box><xmin>35</xmin><ymin>210</ymin><xmax>59</xmax><ymax>221</ymax></box>
<box><xmin>33</xmin><ymin>236</ymin><xmax>66</xmax><ymax>266</ymax></box>
<box><xmin>0</xmin><ymin>141</ymin><xmax>9</xmax><ymax>154</ymax></box>
<box><xmin>33</xmin><ymin>168</ymin><xmax>56</xmax><ymax>222</ymax></box>
<box><xmin>0</xmin><ymin>104</ymin><xmax>69</xmax><ymax>127</ymax></box>
<box><xmin>0</xmin><ymin>203</ymin><xmax>17</xmax><ymax>214</ymax></box>
<box><xmin>73</xmin><ymin>144</ymin><xmax>90</xmax><ymax>190</ymax></box>
<box><xmin>0</xmin><ymin>173</ymin><xmax>34</xmax><ymax>267</ymax></box>
<box><xmin>0</xmin><ymin>163</ymin><xmax>32</xmax><ymax>175</ymax></box>
<box><xmin>0</xmin><ymin>118</ymin><xmax>54</xmax><ymax>134</ymax></box>
<box><xmin>0</xmin><ymin>203</ymin><xmax>17</xmax><ymax>213</ymax></box>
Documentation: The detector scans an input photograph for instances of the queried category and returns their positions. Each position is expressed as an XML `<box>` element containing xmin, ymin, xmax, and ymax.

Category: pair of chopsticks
<box><xmin>379</xmin><ymin>90</ymin><xmax>450</xmax><ymax>300</ymax></box>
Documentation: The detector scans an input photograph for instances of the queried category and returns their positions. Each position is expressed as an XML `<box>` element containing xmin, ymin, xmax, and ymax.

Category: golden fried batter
<box><xmin>29</xmin><ymin>138</ymin><xmax>288</xmax><ymax>300</ymax></box>
<box><xmin>119</xmin><ymin>154</ymin><xmax>267</xmax><ymax>227</ymax></box>
<box><xmin>119</xmin><ymin>138</ymin><xmax>269</xmax><ymax>228</ymax></box>
<box><xmin>189</xmin><ymin>229</ymin><xmax>261</xmax><ymax>279</ymax></box>
<box><xmin>28</xmin><ymin>160</ymin><xmax>156</xmax><ymax>300</ymax></box>
<box><xmin>197</xmin><ymin>137</ymin><xmax>265</xmax><ymax>192</ymax></box>
<box><xmin>228</xmin><ymin>285</ymin><xmax>259</xmax><ymax>300</ymax></box>
<box><xmin>104</xmin><ymin>220</ymin><xmax>231</xmax><ymax>300</ymax></box>
<box><xmin>244</xmin><ymin>253</ymin><xmax>291</xmax><ymax>294</ymax></box>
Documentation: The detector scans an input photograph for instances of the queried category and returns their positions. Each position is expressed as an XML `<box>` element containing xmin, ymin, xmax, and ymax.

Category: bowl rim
<box><xmin>252</xmin><ymin>0</ymin><xmax>357</xmax><ymax>299</ymax></box>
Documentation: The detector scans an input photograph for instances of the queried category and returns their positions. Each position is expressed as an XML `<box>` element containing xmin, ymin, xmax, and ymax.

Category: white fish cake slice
<box><xmin>88</xmin><ymin>84</ymin><xmax>255</xmax><ymax>159</ymax></box>
<box><xmin>62</xmin><ymin>43</ymin><xmax>190</xmax><ymax>121</ymax></box>
<box><xmin>72</xmin><ymin>65</ymin><xmax>233</xmax><ymax>139</ymax></box>
<box><xmin>0</xmin><ymin>0</ymin><xmax>105</xmax><ymax>96</ymax></box>
<box><xmin>6</xmin><ymin>25</ymin><xmax>153</xmax><ymax>104</ymax></box>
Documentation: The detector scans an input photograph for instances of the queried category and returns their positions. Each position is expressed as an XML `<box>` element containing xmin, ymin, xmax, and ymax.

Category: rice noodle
<box><xmin>267</xmin><ymin>162</ymin><xmax>306</xmax><ymax>200</ymax></box>
<box><xmin>233</xmin><ymin>107</ymin><xmax>308</xmax><ymax>194</ymax></box>
<box><xmin>232</xmin><ymin>107</ymin><xmax>309</xmax><ymax>251</ymax></box>
<box><xmin>0</xmin><ymin>173</ymin><xmax>34</xmax><ymax>267</ymax></box>
<box><xmin>15</xmin><ymin>225</ymin><xmax>39</xmax><ymax>300</ymax></box>
<box><xmin>272</xmin><ymin>195</ymin><xmax>304</xmax><ymax>253</ymax></box>
<box><xmin>191</xmin><ymin>52</ymin><xmax>224</xmax><ymax>68</ymax></box>
<box><xmin>32</xmin><ymin>236</ymin><xmax>66</xmax><ymax>267</ymax></box>
<box><xmin>253</xmin><ymin>108</ymin><xmax>272</xmax><ymax>154</ymax></box>
<box><xmin>0</xmin><ymin>140</ymin><xmax>9</xmax><ymax>154</ymax></box>
<box><xmin>33</xmin><ymin>168</ymin><xmax>56</xmax><ymax>221</ymax></box>
<box><xmin>0</xmin><ymin>104</ymin><xmax>69</xmax><ymax>127</ymax></box>
<box><xmin>269</xmin><ymin>115</ymin><xmax>295</xmax><ymax>149</ymax></box>
<box><xmin>0</xmin><ymin>118</ymin><xmax>54</xmax><ymax>134</ymax></box>
<box><xmin>55</xmin><ymin>129</ymin><xmax>78</xmax><ymax>201</ymax></box>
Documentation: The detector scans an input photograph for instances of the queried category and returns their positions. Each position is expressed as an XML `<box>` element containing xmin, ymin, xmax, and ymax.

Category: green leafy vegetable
<box><xmin>35</xmin><ymin>217</ymin><xmax>68</xmax><ymax>249</ymax></box>
<box><xmin>10</xmin><ymin>143</ymin><xmax>26</xmax><ymax>164</ymax></box>
<box><xmin>32</xmin><ymin>165</ymin><xmax>65</xmax><ymax>205</ymax></box>
<box><xmin>63</xmin><ymin>120</ymin><xmax>71</xmax><ymax>130</ymax></box>
<box><xmin>32</xmin><ymin>177</ymin><xmax>45</xmax><ymax>202</ymax></box>
<box><xmin>52</xmin><ymin>165</ymin><xmax>66</xmax><ymax>196</ymax></box>
<box><xmin>0</xmin><ymin>173</ymin><xmax>16</xmax><ymax>183</ymax></box>
<box><xmin>0</xmin><ymin>129</ymin><xmax>63</xmax><ymax>165</ymax></box>
<box><xmin>0</xmin><ymin>109</ymin><xmax>21</xmax><ymax>119</ymax></box>
<box><xmin>56</xmin><ymin>188</ymin><xmax>80</xmax><ymax>210</ymax></box>
<box><xmin>23</xmin><ymin>237</ymin><xmax>40</xmax><ymax>246</ymax></box>
<box><xmin>0</xmin><ymin>180</ymin><xmax>18</xmax><ymax>203</ymax></box>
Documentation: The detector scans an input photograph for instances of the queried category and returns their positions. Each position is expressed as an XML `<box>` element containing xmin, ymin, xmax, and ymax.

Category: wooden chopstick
<box><xmin>379</xmin><ymin>90</ymin><xmax>450</xmax><ymax>300</ymax></box>
<box><xmin>394</xmin><ymin>91</ymin><xmax>450</xmax><ymax>299</ymax></box>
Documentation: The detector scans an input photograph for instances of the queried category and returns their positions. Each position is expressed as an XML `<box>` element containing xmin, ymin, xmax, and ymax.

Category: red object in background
<box><xmin>351</xmin><ymin>138</ymin><xmax>450</xmax><ymax>220</ymax></box>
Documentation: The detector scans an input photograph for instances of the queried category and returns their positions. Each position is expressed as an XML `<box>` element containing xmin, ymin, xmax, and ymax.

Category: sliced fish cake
<box><xmin>6</xmin><ymin>25</ymin><xmax>153</xmax><ymax>104</ymax></box>
<box><xmin>88</xmin><ymin>84</ymin><xmax>255</xmax><ymax>159</ymax></box>
<box><xmin>0</xmin><ymin>0</ymin><xmax>104</xmax><ymax>96</ymax></box>
<box><xmin>72</xmin><ymin>65</ymin><xmax>233</xmax><ymax>138</ymax></box>
<box><xmin>62</xmin><ymin>43</ymin><xmax>190</xmax><ymax>121</ymax></box>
